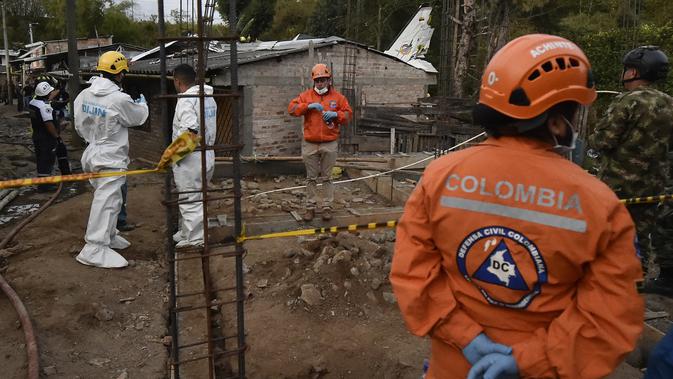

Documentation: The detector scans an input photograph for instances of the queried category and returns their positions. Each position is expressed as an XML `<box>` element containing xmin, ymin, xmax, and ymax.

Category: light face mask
<box><xmin>551</xmin><ymin>115</ymin><xmax>578</xmax><ymax>155</ymax></box>
<box><xmin>314</xmin><ymin>86</ymin><xmax>328</xmax><ymax>95</ymax></box>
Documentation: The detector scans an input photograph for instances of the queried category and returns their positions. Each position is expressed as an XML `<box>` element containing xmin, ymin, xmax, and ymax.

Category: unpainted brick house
<box><xmin>126</xmin><ymin>37</ymin><xmax>436</xmax><ymax>162</ymax></box>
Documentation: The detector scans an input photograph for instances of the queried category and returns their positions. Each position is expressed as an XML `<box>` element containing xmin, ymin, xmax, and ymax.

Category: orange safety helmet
<box><xmin>477</xmin><ymin>34</ymin><xmax>596</xmax><ymax>124</ymax></box>
<box><xmin>311</xmin><ymin>63</ymin><xmax>331</xmax><ymax>80</ymax></box>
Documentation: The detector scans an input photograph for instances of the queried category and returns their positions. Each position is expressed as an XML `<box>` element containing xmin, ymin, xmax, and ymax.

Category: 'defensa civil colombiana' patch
<box><xmin>456</xmin><ymin>226</ymin><xmax>548</xmax><ymax>309</ymax></box>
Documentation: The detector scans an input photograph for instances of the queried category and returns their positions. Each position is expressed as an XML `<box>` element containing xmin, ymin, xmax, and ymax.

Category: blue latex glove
<box><xmin>323</xmin><ymin>111</ymin><xmax>338</xmax><ymax>122</ymax></box>
<box><xmin>467</xmin><ymin>353</ymin><xmax>519</xmax><ymax>379</ymax></box>
<box><xmin>307</xmin><ymin>102</ymin><xmax>323</xmax><ymax>112</ymax></box>
<box><xmin>134</xmin><ymin>94</ymin><xmax>146</xmax><ymax>104</ymax></box>
<box><xmin>462</xmin><ymin>333</ymin><xmax>513</xmax><ymax>365</ymax></box>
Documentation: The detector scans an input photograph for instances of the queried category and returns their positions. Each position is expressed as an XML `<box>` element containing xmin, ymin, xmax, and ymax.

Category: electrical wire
<box><xmin>247</xmin><ymin>132</ymin><xmax>487</xmax><ymax>199</ymax></box>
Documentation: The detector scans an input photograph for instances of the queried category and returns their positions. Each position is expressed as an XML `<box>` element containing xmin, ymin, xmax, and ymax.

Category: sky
<box><xmin>117</xmin><ymin>0</ymin><xmax>225</xmax><ymax>24</ymax></box>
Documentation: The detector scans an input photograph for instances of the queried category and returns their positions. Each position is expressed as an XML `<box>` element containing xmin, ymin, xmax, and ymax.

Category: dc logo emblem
<box><xmin>456</xmin><ymin>226</ymin><xmax>548</xmax><ymax>309</ymax></box>
<box><xmin>487</xmin><ymin>71</ymin><xmax>498</xmax><ymax>86</ymax></box>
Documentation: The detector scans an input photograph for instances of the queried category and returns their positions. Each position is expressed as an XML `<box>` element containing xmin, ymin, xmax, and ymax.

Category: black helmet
<box><xmin>622</xmin><ymin>46</ymin><xmax>669</xmax><ymax>82</ymax></box>
<box><xmin>35</xmin><ymin>73</ymin><xmax>59</xmax><ymax>88</ymax></box>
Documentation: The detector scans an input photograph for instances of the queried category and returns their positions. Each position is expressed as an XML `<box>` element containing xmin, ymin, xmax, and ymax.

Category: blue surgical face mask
<box><xmin>552</xmin><ymin>115</ymin><xmax>578</xmax><ymax>155</ymax></box>
<box><xmin>314</xmin><ymin>86</ymin><xmax>328</xmax><ymax>95</ymax></box>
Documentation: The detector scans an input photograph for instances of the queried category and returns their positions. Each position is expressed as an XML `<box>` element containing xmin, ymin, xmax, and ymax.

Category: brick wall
<box><xmin>248</xmin><ymin>85</ymin><xmax>303</xmax><ymax>156</ymax></box>
<box><xmin>129</xmin><ymin>41</ymin><xmax>437</xmax><ymax>159</ymax></box>
<box><xmin>128</xmin><ymin>97</ymin><xmax>166</xmax><ymax>163</ymax></box>
<box><xmin>127</xmin><ymin>79</ymin><xmax>174</xmax><ymax>163</ymax></box>
<box><xmin>231</xmin><ymin>42</ymin><xmax>436</xmax><ymax>155</ymax></box>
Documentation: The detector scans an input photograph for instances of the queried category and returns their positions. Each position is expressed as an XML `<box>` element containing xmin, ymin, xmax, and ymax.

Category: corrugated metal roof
<box><xmin>13</xmin><ymin>43</ymin><xmax>147</xmax><ymax>64</ymax></box>
<box><xmin>128</xmin><ymin>37</ymin><xmax>436</xmax><ymax>75</ymax></box>
<box><xmin>129</xmin><ymin>38</ymin><xmax>344</xmax><ymax>75</ymax></box>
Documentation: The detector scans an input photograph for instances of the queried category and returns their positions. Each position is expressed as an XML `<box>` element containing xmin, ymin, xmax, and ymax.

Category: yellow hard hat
<box><xmin>97</xmin><ymin>51</ymin><xmax>129</xmax><ymax>74</ymax></box>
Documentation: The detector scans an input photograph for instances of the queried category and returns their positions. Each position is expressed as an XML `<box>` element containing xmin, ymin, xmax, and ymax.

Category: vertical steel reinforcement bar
<box><xmin>159</xmin><ymin>0</ymin><xmax>245</xmax><ymax>377</ymax></box>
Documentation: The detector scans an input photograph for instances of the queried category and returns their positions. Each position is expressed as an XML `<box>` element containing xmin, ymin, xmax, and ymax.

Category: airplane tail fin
<box><xmin>384</xmin><ymin>5</ymin><xmax>434</xmax><ymax>62</ymax></box>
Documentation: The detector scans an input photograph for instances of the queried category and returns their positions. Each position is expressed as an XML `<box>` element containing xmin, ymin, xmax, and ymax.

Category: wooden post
<box><xmin>66</xmin><ymin>0</ymin><xmax>83</xmax><ymax>147</ymax></box>
<box><xmin>390</xmin><ymin>128</ymin><xmax>396</xmax><ymax>154</ymax></box>
<box><xmin>2</xmin><ymin>2</ymin><xmax>12</xmax><ymax>104</ymax></box>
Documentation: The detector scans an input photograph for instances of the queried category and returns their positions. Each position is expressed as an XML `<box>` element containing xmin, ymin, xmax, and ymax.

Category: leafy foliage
<box><xmin>2</xmin><ymin>0</ymin><xmax>672</xmax><ymax>97</ymax></box>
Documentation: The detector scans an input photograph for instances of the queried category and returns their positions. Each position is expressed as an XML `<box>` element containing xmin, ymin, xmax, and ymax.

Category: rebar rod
<box><xmin>157</xmin><ymin>1</ymin><xmax>180</xmax><ymax>377</ymax></box>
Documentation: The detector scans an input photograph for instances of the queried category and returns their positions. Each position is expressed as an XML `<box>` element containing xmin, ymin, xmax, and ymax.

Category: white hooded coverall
<box><xmin>172</xmin><ymin>84</ymin><xmax>216</xmax><ymax>246</ymax></box>
<box><xmin>74</xmin><ymin>76</ymin><xmax>149</xmax><ymax>268</ymax></box>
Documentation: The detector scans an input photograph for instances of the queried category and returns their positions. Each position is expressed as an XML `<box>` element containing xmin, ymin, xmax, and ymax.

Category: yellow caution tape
<box><xmin>621</xmin><ymin>194</ymin><xmax>673</xmax><ymax>205</ymax></box>
<box><xmin>237</xmin><ymin>220</ymin><xmax>398</xmax><ymax>243</ymax></box>
<box><xmin>0</xmin><ymin>131</ymin><xmax>200</xmax><ymax>190</ymax></box>
<box><xmin>0</xmin><ymin>168</ymin><xmax>159</xmax><ymax>189</ymax></box>
<box><xmin>236</xmin><ymin>194</ymin><xmax>673</xmax><ymax>243</ymax></box>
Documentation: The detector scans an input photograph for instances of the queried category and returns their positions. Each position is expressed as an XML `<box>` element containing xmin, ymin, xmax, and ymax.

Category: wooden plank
<box><xmin>644</xmin><ymin>310</ymin><xmax>669</xmax><ymax>321</ymax></box>
<box><xmin>289</xmin><ymin>210</ymin><xmax>302</xmax><ymax>222</ymax></box>
<box><xmin>353</xmin><ymin>135</ymin><xmax>391</xmax><ymax>152</ymax></box>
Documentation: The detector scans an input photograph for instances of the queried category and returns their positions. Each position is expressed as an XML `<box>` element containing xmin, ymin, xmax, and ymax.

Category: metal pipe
<box><xmin>0</xmin><ymin>274</ymin><xmax>39</xmax><ymax>379</ymax></box>
<box><xmin>170</xmin><ymin>250</ymin><xmax>241</xmax><ymax>262</ymax></box>
<box><xmin>163</xmin><ymin>195</ymin><xmax>234</xmax><ymax>206</ymax></box>
<box><xmin>214</xmin><ymin>156</ymin><xmax>390</xmax><ymax>163</ymax></box>
<box><xmin>157</xmin><ymin>93</ymin><xmax>238</xmax><ymax>99</ymax></box>
<box><xmin>228</xmin><ymin>0</ymin><xmax>246</xmax><ymax>375</ymax></box>
<box><xmin>157</xmin><ymin>36</ymin><xmax>238</xmax><ymax>42</ymax></box>
<box><xmin>194</xmin><ymin>2</ymin><xmax>217</xmax><ymax>377</ymax></box>
<box><xmin>2</xmin><ymin>2</ymin><xmax>11</xmax><ymax>104</ymax></box>
<box><xmin>157</xmin><ymin>1</ymin><xmax>180</xmax><ymax>378</ymax></box>
<box><xmin>66</xmin><ymin>0</ymin><xmax>82</xmax><ymax>148</ymax></box>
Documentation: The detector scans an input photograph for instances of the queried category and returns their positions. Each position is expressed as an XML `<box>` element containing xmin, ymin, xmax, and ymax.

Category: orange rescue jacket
<box><xmin>287</xmin><ymin>87</ymin><xmax>352</xmax><ymax>143</ymax></box>
<box><xmin>390</xmin><ymin>136</ymin><xmax>643</xmax><ymax>379</ymax></box>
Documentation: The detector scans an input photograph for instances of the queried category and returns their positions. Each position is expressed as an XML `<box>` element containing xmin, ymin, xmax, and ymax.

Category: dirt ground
<box><xmin>171</xmin><ymin>176</ymin><xmax>429</xmax><ymax>378</ymax></box>
<box><xmin>0</xmin><ymin>102</ymin><xmax>665</xmax><ymax>379</ymax></box>
<box><xmin>0</xmin><ymin>103</ymin><xmax>428</xmax><ymax>378</ymax></box>
<box><xmin>0</xmin><ymin>103</ymin><xmax>168</xmax><ymax>378</ymax></box>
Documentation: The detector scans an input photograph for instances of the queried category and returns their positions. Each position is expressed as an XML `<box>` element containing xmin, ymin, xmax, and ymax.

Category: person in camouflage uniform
<box><xmin>588</xmin><ymin>46</ymin><xmax>673</xmax><ymax>295</ymax></box>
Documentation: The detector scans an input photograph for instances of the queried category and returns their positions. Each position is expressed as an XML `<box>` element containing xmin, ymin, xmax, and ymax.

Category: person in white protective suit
<box><xmin>74</xmin><ymin>51</ymin><xmax>149</xmax><ymax>268</ymax></box>
<box><xmin>171</xmin><ymin>63</ymin><xmax>217</xmax><ymax>248</ymax></box>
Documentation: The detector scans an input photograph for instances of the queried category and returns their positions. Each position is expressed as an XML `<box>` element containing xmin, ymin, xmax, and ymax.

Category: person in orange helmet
<box><xmin>390</xmin><ymin>34</ymin><xmax>643</xmax><ymax>379</ymax></box>
<box><xmin>288</xmin><ymin>63</ymin><xmax>352</xmax><ymax>222</ymax></box>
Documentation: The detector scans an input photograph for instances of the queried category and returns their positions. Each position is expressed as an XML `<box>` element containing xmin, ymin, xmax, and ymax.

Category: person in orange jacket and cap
<box><xmin>288</xmin><ymin>63</ymin><xmax>352</xmax><ymax>222</ymax></box>
<box><xmin>390</xmin><ymin>34</ymin><xmax>644</xmax><ymax>379</ymax></box>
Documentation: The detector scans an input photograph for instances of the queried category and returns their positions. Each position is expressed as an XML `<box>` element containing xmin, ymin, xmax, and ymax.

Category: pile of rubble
<box><xmin>247</xmin><ymin>230</ymin><xmax>398</xmax><ymax>319</ymax></box>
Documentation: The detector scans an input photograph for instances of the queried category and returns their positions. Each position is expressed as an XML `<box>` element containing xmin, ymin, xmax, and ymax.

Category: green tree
<box><xmin>241</xmin><ymin>0</ymin><xmax>277</xmax><ymax>39</ymax></box>
<box><xmin>41</xmin><ymin>0</ymin><xmax>106</xmax><ymax>40</ymax></box>
<box><xmin>308</xmin><ymin>0</ymin><xmax>346</xmax><ymax>38</ymax></box>
<box><xmin>265</xmin><ymin>0</ymin><xmax>318</xmax><ymax>40</ymax></box>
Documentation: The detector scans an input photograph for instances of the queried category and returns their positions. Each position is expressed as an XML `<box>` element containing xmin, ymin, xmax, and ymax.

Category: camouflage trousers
<box><xmin>629</xmin><ymin>202</ymin><xmax>673</xmax><ymax>271</ymax></box>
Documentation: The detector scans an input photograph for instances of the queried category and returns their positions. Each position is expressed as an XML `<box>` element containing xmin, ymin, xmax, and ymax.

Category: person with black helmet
<box><xmin>588</xmin><ymin>46</ymin><xmax>673</xmax><ymax>295</ymax></box>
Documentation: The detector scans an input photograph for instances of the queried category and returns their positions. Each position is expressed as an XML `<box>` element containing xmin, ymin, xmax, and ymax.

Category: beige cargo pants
<box><xmin>302</xmin><ymin>139</ymin><xmax>337</xmax><ymax>210</ymax></box>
